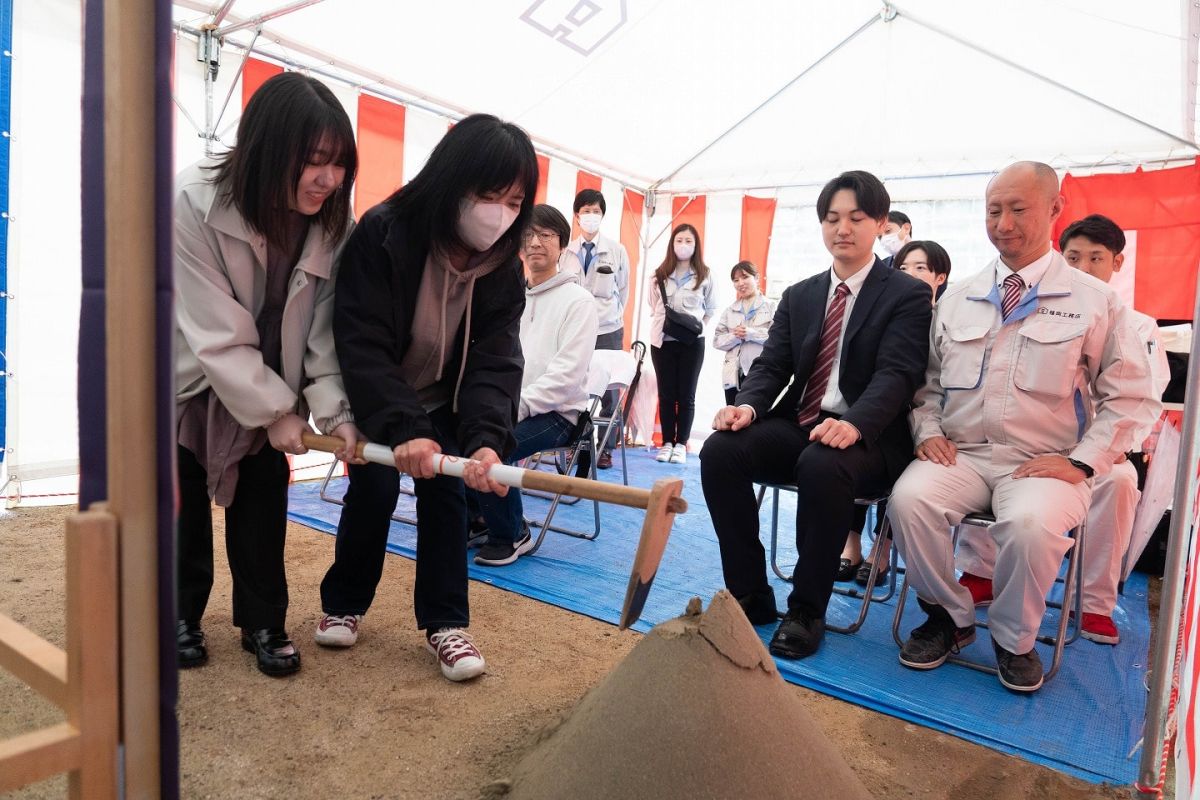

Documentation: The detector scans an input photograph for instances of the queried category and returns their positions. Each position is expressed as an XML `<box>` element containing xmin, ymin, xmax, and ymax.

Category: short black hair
<box><xmin>888</xmin><ymin>210</ymin><xmax>911</xmax><ymax>232</ymax></box>
<box><xmin>210</xmin><ymin>72</ymin><xmax>357</xmax><ymax>250</ymax></box>
<box><xmin>529</xmin><ymin>203</ymin><xmax>570</xmax><ymax>247</ymax></box>
<box><xmin>386</xmin><ymin>113</ymin><xmax>538</xmax><ymax>261</ymax></box>
<box><xmin>730</xmin><ymin>260</ymin><xmax>759</xmax><ymax>281</ymax></box>
<box><xmin>894</xmin><ymin>240</ymin><xmax>951</xmax><ymax>277</ymax></box>
<box><xmin>1059</xmin><ymin>214</ymin><xmax>1126</xmax><ymax>255</ymax></box>
<box><xmin>573</xmin><ymin>188</ymin><xmax>606</xmax><ymax>215</ymax></box>
<box><xmin>816</xmin><ymin>170</ymin><xmax>890</xmax><ymax>221</ymax></box>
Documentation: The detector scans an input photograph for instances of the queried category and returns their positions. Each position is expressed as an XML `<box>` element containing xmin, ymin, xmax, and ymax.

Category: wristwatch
<box><xmin>1067</xmin><ymin>458</ymin><xmax>1094</xmax><ymax>478</ymax></box>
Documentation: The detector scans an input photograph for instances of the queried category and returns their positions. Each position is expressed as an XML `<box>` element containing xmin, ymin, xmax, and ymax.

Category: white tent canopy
<box><xmin>172</xmin><ymin>0</ymin><xmax>1200</xmax><ymax>192</ymax></box>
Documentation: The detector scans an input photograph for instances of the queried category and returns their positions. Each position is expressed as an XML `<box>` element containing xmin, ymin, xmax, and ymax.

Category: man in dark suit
<box><xmin>700</xmin><ymin>170</ymin><xmax>932</xmax><ymax>659</ymax></box>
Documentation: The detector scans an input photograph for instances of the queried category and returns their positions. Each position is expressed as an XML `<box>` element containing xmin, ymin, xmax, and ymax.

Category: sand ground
<box><xmin>1</xmin><ymin>504</ymin><xmax>1140</xmax><ymax>799</ymax></box>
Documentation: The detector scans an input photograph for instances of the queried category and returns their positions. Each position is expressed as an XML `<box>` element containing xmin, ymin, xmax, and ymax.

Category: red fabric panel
<box><xmin>1055</xmin><ymin>162</ymin><xmax>1200</xmax><ymax>319</ymax></box>
<box><xmin>621</xmin><ymin>189</ymin><xmax>644</xmax><ymax>349</ymax></box>
<box><xmin>671</xmin><ymin>195</ymin><xmax>706</xmax><ymax>243</ymax></box>
<box><xmin>241</xmin><ymin>58</ymin><xmax>284</xmax><ymax>110</ymax></box>
<box><xmin>354</xmin><ymin>94</ymin><xmax>406</xmax><ymax>219</ymax></box>
<box><xmin>535</xmin><ymin>155</ymin><xmax>550</xmax><ymax>205</ymax></box>
<box><xmin>570</xmin><ymin>170</ymin><xmax>604</xmax><ymax>238</ymax></box>
<box><xmin>740</xmin><ymin>196</ymin><xmax>777</xmax><ymax>292</ymax></box>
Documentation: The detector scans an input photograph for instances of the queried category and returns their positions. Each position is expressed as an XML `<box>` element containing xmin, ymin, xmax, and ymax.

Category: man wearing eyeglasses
<box><xmin>471</xmin><ymin>204</ymin><xmax>599</xmax><ymax>566</ymax></box>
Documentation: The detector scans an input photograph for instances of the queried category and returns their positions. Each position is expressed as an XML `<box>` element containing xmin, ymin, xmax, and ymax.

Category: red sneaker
<box><xmin>1080</xmin><ymin>612</ymin><xmax>1120</xmax><ymax>645</ymax></box>
<box><xmin>426</xmin><ymin>628</ymin><xmax>486</xmax><ymax>682</ymax></box>
<box><xmin>958</xmin><ymin>572</ymin><xmax>994</xmax><ymax>607</ymax></box>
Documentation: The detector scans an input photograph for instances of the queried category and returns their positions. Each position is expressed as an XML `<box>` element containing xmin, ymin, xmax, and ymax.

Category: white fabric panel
<box><xmin>173</xmin><ymin>0</ymin><xmax>1198</xmax><ymax>189</ymax></box>
<box><xmin>400</xmin><ymin>106</ymin><xmax>446</xmax><ymax>187</ymax></box>
<box><xmin>1111</xmin><ymin>230</ymin><xmax>1137</xmax><ymax>308</ymax></box>
<box><xmin>6</xmin><ymin>0</ymin><xmax>82</xmax><ymax>486</ymax></box>
<box><xmin>597</xmin><ymin>178</ymin><xmax>624</xmax><ymax>243</ymax></box>
<box><xmin>692</xmin><ymin>193</ymin><xmax>742</xmax><ymax>446</ymax></box>
<box><xmin>327</xmin><ymin>81</ymin><xmax>359</xmax><ymax>140</ymax></box>
<box><xmin>543</xmin><ymin>157</ymin><xmax>577</xmax><ymax>220</ymax></box>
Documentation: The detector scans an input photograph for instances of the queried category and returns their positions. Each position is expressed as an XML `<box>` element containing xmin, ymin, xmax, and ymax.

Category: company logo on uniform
<box><xmin>1037</xmin><ymin>308</ymin><xmax>1082</xmax><ymax>319</ymax></box>
<box><xmin>520</xmin><ymin>0</ymin><xmax>628</xmax><ymax>56</ymax></box>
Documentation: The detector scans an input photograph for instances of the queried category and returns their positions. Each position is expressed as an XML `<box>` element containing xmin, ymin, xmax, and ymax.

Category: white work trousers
<box><xmin>958</xmin><ymin>459</ymin><xmax>1136</xmax><ymax>617</ymax></box>
<box><xmin>888</xmin><ymin>444</ymin><xmax>1091</xmax><ymax>653</ymax></box>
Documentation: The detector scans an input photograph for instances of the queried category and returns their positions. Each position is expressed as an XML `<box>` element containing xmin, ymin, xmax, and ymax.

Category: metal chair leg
<box><xmin>318</xmin><ymin>458</ymin><xmax>418</xmax><ymax>526</ymax></box>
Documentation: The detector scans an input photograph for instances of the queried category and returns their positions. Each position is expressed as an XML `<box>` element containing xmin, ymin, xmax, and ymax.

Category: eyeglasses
<box><xmin>522</xmin><ymin>230</ymin><xmax>558</xmax><ymax>244</ymax></box>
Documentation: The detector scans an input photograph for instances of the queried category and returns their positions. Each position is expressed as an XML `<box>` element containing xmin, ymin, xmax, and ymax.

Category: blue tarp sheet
<box><xmin>287</xmin><ymin>450</ymin><xmax>1148</xmax><ymax>786</ymax></box>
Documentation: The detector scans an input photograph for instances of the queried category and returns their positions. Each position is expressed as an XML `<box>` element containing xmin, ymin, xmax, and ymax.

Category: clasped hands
<box><xmin>267</xmin><ymin>413</ymin><xmax>366</xmax><ymax>465</ymax></box>
<box><xmin>711</xmin><ymin>406</ymin><xmax>861</xmax><ymax>449</ymax></box>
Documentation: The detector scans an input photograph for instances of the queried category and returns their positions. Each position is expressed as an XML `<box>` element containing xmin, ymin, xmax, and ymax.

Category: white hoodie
<box><xmin>519</xmin><ymin>271</ymin><xmax>599</xmax><ymax>424</ymax></box>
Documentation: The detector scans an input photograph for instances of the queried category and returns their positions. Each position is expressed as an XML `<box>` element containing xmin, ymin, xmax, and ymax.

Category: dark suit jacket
<box><xmin>736</xmin><ymin>259</ymin><xmax>932</xmax><ymax>483</ymax></box>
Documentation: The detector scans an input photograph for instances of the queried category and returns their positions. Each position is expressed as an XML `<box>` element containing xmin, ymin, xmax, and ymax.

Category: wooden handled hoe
<box><xmin>302</xmin><ymin>433</ymin><xmax>686</xmax><ymax>629</ymax></box>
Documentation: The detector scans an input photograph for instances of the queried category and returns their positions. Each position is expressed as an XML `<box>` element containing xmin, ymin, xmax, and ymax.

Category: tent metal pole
<box><xmin>216</xmin><ymin>0</ymin><xmax>326</xmax><ymax>37</ymax></box>
<box><xmin>210</xmin><ymin>0</ymin><xmax>236</xmax><ymax>27</ymax></box>
<box><xmin>1136</xmin><ymin>278</ymin><xmax>1200</xmax><ymax>794</ymax></box>
<box><xmin>893</xmin><ymin>3</ymin><xmax>1200</xmax><ymax>154</ymax></box>
<box><xmin>212</xmin><ymin>27</ymin><xmax>261</xmax><ymax>137</ymax></box>
<box><xmin>649</xmin><ymin>12</ymin><xmax>881</xmax><ymax>192</ymax></box>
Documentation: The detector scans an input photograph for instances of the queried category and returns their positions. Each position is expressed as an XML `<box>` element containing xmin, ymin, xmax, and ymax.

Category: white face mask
<box><xmin>674</xmin><ymin>243</ymin><xmax>695</xmax><ymax>261</ymax></box>
<box><xmin>457</xmin><ymin>200</ymin><xmax>518</xmax><ymax>252</ymax></box>
<box><xmin>578</xmin><ymin>212</ymin><xmax>603</xmax><ymax>235</ymax></box>
<box><xmin>879</xmin><ymin>232</ymin><xmax>904</xmax><ymax>256</ymax></box>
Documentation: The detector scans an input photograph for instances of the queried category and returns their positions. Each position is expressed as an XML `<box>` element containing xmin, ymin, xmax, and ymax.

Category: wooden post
<box><xmin>104</xmin><ymin>0</ymin><xmax>162</xmax><ymax>794</ymax></box>
<box><xmin>67</xmin><ymin>508</ymin><xmax>120</xmax><ymax>800</ymax></box>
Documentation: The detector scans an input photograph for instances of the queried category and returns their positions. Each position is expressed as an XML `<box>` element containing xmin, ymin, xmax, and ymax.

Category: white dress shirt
<box><xmin>995</xmin><ymin>248</ymin><xmax>1054</xmax><ymax>300</ymax></box>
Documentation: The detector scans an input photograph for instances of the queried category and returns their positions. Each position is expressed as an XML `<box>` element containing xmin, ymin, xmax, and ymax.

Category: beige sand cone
<box><xmin>485</xmin><ymin>591</ymin><xmax>873</xmax><ymax>800</ymax></box>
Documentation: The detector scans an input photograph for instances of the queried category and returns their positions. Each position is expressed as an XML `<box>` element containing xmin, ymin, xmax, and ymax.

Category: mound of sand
<box><xmin>484</xmin><ymin>592</ymin><xmax>872</xmax><ymax>799</ymax></box>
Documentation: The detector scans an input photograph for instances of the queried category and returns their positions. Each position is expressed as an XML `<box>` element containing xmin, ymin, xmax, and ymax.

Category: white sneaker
<box><xmin>656</xmin><ymin>445</ymin><xmax>673</xmax><ymax>462</ymax></box>
<box><xmin>426</xmin><ymin>628</ymin><xmax>486</xmax><ymax>682</ymax></box>
<box><xmin>669</xmin><ymin>443</ymin><xmax>687</xmax><ymax>464</ymax></box>
<box><xmin>314</xmin><ymin>614</ymin><xmax>362</xmax><ymax>647</ymax></box>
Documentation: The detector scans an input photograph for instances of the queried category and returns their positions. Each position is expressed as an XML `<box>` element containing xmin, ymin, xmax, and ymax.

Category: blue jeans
<box><xmin>471</xmin><ymin>412</ymin><xmax>578</xmax><ymax>545</ymax></box>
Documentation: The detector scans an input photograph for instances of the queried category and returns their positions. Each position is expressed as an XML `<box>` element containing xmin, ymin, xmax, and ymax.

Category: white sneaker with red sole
<box><xmin>426</xmin><ymin>628</ymin><xmax>486</xmax><ymax>682</ymax></box>
<box><xmin>314</xmin><ymin>614</ymin><xmax>362</xmax><ymax>647</ymax></box>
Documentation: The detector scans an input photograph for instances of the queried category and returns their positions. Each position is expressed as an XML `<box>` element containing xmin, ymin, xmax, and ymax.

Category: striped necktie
<box><xmin>797</xmin><ymin>282</ymin><xmax>851</xmax><ymax>426</ymax></box>
<box><xmin>1001</xmin><ymin>273</ymin><xmax>1024</xmax><ymax>320</ymax></box>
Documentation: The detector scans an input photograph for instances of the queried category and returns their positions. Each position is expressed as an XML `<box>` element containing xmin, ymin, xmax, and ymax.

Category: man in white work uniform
<box><xmin>561</xmin><ymin>188</ymin><xmax>630</xmax><ymax>469</ymax></box>
<box><xmin>955</xmin><ymin>213</ymin><xmax>1169</xmax><ymax>645</ymax></box>
<box><xmin>887</xmin><ymin>162</ymin><xmax>1158</xmax><ymax>693</ymax></box>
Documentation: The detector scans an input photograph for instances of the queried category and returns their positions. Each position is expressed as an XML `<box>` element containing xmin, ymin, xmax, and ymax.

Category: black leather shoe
<box><xmin>241</xmin><ymin>628</ymin><xmax>301</xmax><ymax>677</ymax></box>
<box><xmin>835</xmin><ymin>558</ymin><xmax>862</xmax><ymax>582</ymax></box>
<box><xmin>768</xmin><ymin>610</ymin><xmax>825</xmax><ymax>659</ymax></box>
<box><xmin>177</xmin><ymin>620</ymin><xmax>207</xmax><ymax>669</ymax></box>
<box><xmin>855</xmin><ymin>560</ymin><xmax>889</xmax><ymax>587</ymax></box>
<box><xmin>736</xmin><ymin>590</ymin><xmax>779</xmax><ymax>626</ymax></box>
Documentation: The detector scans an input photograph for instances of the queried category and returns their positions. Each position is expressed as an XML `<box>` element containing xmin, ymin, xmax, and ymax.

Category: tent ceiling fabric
<box><xmin>173</xmin><ymin>0</ymin><xmax>1199</xmax><ymax>191</ymax></box>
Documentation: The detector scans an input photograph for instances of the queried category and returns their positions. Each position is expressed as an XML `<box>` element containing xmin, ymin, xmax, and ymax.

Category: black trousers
<box><xmin>651</xmin><ymin>338</ymin><xmax>705</xmax><ymax>445</ymax></box>
<box><xmin>319</xmin><ymin>405</ymin><xmax>469</xmax><ymax>634</ymax></box>
<box><xmin>699</xmin><ymin>414</ymin><xmax>889</xmax><ymax>619</ymax></box>
<box><xmin>177</xmin><ymin>443</ymin><xmax>290</xmax><ymax>631</ymax></box>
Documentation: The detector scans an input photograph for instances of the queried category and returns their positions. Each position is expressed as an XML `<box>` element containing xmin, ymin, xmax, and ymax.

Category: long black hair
<box><xmin>209</xmin><ymin>72</ymin><xmax>356</xmax><ymax>249</ymax></box>
<box><xmin>387</xmin><ymin>113</ymin><xmax>539</xmax><ymax>263</ymax></box>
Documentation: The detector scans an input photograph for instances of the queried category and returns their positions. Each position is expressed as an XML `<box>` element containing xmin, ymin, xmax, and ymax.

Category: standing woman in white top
<box><xmin>713</xmin><ymin>260</ymin><xmax>777</xmax><ymax>407</ymax></box>
<box><xmin>648</xmin><ymin>223</ymin><xmax>716</xmax><ymax>464</ymax></box>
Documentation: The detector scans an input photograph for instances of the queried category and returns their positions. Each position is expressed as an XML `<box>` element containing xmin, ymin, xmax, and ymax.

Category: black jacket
<box><xmin>736</xmin><ymin>259</ymin><xmax>931</xmax><ymax>483</ymax></box>
<box><xmin>333</xmin><ymin>202</ymin><xmax>525</xmax><ymax>459</ymax></box>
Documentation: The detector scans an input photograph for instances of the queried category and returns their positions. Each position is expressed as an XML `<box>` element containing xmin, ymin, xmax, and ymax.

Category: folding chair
<box><xmin>890</xmin><ymin>511</ymin><xmax>1085</xmax><ymax>684</ymax></box>
<box><xmin>755</xmin><ymin>483</ymin><xmax>900</xmax><ymax>634</ymax></box>
<box><xmin>522</xmin><ymin>351</ymin><xmax>635</xmax><ymax>553</ymax></box>
<box><xmin>589</xmin><ymin>349</ymin><xmax>638</xmax><ymax>486</ymax></box>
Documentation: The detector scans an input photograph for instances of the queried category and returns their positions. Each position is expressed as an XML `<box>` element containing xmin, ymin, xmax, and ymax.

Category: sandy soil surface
<box><xmin>1</xmin><ymin>504</ymin><xmax>1134</xmax><ymax>799</ymax></box>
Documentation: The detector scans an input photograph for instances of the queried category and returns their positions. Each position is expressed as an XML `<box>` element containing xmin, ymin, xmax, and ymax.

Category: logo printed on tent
<box><xmin>520</xmin><ymin>0</ymin><xmax>628</xmax><ymax>56</ymax></box>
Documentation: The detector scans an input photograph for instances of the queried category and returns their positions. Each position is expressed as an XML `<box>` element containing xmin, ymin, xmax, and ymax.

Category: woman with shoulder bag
<box><xmin>648</xmin><ymin>223</ymin><xmax>715</xmax><ymax>464</ymax></box>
